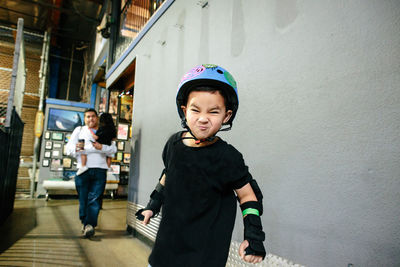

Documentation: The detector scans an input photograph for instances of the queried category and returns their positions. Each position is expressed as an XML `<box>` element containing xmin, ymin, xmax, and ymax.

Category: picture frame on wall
<box><xmin>116</xmin><ymin>152</ymin><xmax>123</xmax><ymax>161</ymax></box>
<box><xmin>44</xmin><ymin>151</ymin><xmax>51</xmax><ymax>158</ymax></box>
<box><xmin>50</xmin><ymin>158</ymin><xmax>63</xmax><ymax>171</ymax></box>
<box><xmin>53</xmin><ymin>143</ymin><xmax>62</xmax><ymax>149</ymax></box>
<box><xmin>45</xmin><ymin>141</ymin><xmax>52</xmax><ymax>150</ymax></box>
<box><xmin>108</xmin><ymin>91</ymin><xmax>119</xmax><ymax>115</ymax></box>
<box><xmin>63</xmin><ymin>158</ymin><xmax>72</xmax><ymax>169</ymax></box>
<box><xmin>121</xmin><ymin>165</ymin><xmax>130</xmax><ymax>172</ymax></box>
<box><xmin>99</xmin><ymin>87</ymin><xmax>108</xmax><ymax>113</ymax></box>
<box><xmin>52</xmin><ymin>150</ymin><xmax>61</xmax><ymax>158</ymax></box>
<box><xmin>117</xmin><ymin>141</ymin><xmax>125</xmax><ymax>151</ymax></box>
<box><xmin>45</xmin><ymin>131</ymin><xmax>50</xmax><ymax>139</ymax></box>
<box><xmin>110</xmin><ymin>164</ymin><xmax>120</xmax><ymax>174</ymax></box>
<box><xmin>51</xmin><ymin>132</ymin><xmax>64</xmax><ymax>141</ymax></box>
<box><xmin>119</xmin><ymin>95</ymin><xmax>133</xmax><ymax>122</ymax></box>
<box><xmin>123</xmin><ymin>153</ymin><xmax>131</xmax><ymax>164</ymax></box>
<box><xmin>42</xmin><ymin>159</ymin><xmax>49</xmax><ymax>167</ymax></box>
<box><xmin>117</xmin><ymin>123</ymin><xmax>129</xmax><ymax>140</ymax></box>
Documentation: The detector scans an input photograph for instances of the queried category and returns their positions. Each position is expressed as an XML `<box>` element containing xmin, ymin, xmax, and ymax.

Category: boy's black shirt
<box><xmin>95</xmin><ymin>126</ymin><xmax>116</xmax><ymax>145</ymax></box>
<box><xmin>149</xmin><ymin>132</ymin><xmax>252</xmax><ymax>267</ymax></box>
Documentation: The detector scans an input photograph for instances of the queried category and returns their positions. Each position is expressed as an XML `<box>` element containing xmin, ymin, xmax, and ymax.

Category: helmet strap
<box><xmin>179</xmin><ymin>119</ymin><xmax>232</xmax><ymax>145</ymax></box>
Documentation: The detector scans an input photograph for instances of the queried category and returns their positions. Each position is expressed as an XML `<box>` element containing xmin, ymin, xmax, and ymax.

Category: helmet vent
<box><xmin>217</xmin><ymin>69</ymin><xmax>223</xmax><ymax>74</ymax></box>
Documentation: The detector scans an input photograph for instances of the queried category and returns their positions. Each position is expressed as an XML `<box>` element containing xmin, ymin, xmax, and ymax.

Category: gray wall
<box><xmin>110</xmin><ymin>0</ymin><xmax>400</xmax><ymax>266</ymax></box>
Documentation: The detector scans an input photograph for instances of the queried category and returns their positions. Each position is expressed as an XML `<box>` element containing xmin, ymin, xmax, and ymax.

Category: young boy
<box><xmin>137</xmin><ymin>64</ymin><xmax>266</xmax><ymax>266</ymax></box>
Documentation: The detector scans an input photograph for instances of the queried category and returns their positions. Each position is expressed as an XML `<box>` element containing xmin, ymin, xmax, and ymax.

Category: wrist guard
<box><xmin>135</xmin><ymin>182</ymin><xmax>164</xmax><ymax>221</ymax></box>
<box><xmin>243</xmin><ymin>214</ymin><xmax>266</xmax><ymax>259</ymax></box>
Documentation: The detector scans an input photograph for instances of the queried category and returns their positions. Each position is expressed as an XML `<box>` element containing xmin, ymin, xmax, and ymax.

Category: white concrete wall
<box><xmin>112</xmin><ymin>0</ymin><xmax>400</xmax><ymax>266</ymax></box>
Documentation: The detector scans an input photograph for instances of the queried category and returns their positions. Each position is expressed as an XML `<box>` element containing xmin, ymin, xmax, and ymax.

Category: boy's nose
<box><xmin>198</xmin><ymin>115</ymin><xmax>208</xmax><ymax>123</ymax></box>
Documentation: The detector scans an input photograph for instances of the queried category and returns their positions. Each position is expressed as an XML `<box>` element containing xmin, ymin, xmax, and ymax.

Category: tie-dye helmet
<box><xmin>176</xmin><ymin>64</ymin><xmax>239</xmax><ymax>128</ymax></box>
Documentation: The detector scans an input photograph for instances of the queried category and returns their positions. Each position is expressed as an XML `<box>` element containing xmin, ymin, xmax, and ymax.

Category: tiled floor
<box><xmin>0</xmin><ymin>199</ymin><xmax>151</xmax><ymax>266</ymax></box>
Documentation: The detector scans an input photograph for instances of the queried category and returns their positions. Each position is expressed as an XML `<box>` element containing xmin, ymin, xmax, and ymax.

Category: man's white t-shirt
<box><xmin>65</xmin><ymin>125</ymin><xmax>117</xmax><ymax>169</ymax></box>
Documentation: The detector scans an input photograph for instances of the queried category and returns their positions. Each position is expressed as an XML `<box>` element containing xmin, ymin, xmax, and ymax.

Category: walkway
<box><xmin>0</xmin><ymin>199</ymin><xmax>151</xmax><ymax>266</ymax></box>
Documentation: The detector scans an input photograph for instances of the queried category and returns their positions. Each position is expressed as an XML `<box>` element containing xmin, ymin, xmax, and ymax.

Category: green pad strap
<box><xmin>242</xmin><ymin>208</ymin><xmax>259</xmax><ymax>217</ymax></box>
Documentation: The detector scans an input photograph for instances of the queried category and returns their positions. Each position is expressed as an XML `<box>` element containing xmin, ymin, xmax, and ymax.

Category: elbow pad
<box><xmin>135</xmin><ymin>182</ymin><xmax>164</xmax><ymax>221</ymax></box>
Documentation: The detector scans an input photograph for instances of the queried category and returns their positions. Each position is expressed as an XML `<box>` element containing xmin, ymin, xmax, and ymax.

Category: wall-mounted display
<box><xmin>116</xmin><ymin>152</ymin><xmax>123</xmax><ymax>161</ymax></box>
<box><xmin>63</xmin><ymin>158</ymin><xmax>72</xmax><ymax>169</ymax></box>
<box><xmin>120</xmin><ymin>95</ymin><xmax>133</xmax><ymax>121</ymax></box>
<box><xmin>45</xmin><ymin>141</ymin><xmax>52</xmax><ymax>150</ymax></box>
<box><xmin>52</xmin><ymin>132</ymin><xmax>64</xmax><ymax>141</ymax></box>
<box><xmin>64</xmin><ymin>133</ymin><xmax>72</xmax><ymax>143</ymax></box>
<box><xmin>117</xmin><ymin>141</ymin><xmax>125</xmax><ymax>151</ymax></box>
<box><xmin>53</xmin><ymin>143</ymin><xmax>62</xmax><ymax>149</ymax></box>
<box><xmin>52</xmin><ymin>150</ymin><xmax>61</xmax><ymax>157</ymax></box>
<box><xmin>42</xmin><ymin>159</ymin><xmax>49</xmax><ymax>167</ymax></box>
<box><xmin>44</xmin><ymin>151</ymin><xmax>51</xmax><ymax>158</ymax></box>
<box><xmin>123</xmin><ymin>153</ymin><xmax>131</xmax><ymax>164</ymax></box>
<box><xmin>45</xmin><ymin>131</ymin><xmax>50</xmax><ymax>139</ymax></box>
<box><xmin>110</xmin><ymin>164</ymin><xmax>120</xmax><ymax>174</ymax></box>
<box><xmin>63</xmin><ymin>146</ymin><xmax>68</xmax><ymax>156</ymax></box>
<box><xmin>47</xmin><ymin>108</ymin><xmax>84</xmax><ymax>132</ymax></box>
<box><xmin>50</xmin><ymin>158</ymin><xmax>63</xmax><ymax>171</ymax></box>
<box><xmin>99</xmin><ymin>87</ymin><xmax>108</xmax><ymax>113</ymax></box>
<box><xmin>109</xmin><ymin>91</ymin><xmax>119</xmax><ymax>115</ymax></box>
<box><xmin>117</xmin><ymin>123</ymin><xmax>129</xmax><ymax>140</ymax></box>
<box><xmin>121</xmin><ymin>165</ymin><xmax>130</xmax><ymax>172</ymax></box>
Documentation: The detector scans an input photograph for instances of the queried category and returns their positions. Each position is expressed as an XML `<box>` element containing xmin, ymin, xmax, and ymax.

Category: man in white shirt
<box><xmin>66</xmin><ymin>108</ymin><xmax>117</xmax><ymax>237</ymax></box>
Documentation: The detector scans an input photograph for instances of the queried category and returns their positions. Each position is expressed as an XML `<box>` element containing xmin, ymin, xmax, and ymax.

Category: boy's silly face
<box><xmin>181</xmin><ymin>90</ymin><xmax>232</xmax><ymax>141</ymax></box>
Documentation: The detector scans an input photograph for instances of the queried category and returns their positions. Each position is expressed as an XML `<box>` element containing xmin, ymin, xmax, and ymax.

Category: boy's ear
<box><xmin>223</xmin><ymin>110</ymin><xmax>233</xmax><ymax>124</ymax></box>
<box><xmin>181</xmin><ymin>106</ymin><xmax>187</xmax><ymax>116</ymax></box>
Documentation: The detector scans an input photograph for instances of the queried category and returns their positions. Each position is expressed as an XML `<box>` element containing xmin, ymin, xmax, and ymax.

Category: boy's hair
<box><xmin>182</xmin><ymin>86</ymin><xmax>232</xmax><ymax>111</ymax></box>
<box><xmin>84</xmin><ymin>108</ymin><xmax>98</xmax><ymax>116</ymax></box>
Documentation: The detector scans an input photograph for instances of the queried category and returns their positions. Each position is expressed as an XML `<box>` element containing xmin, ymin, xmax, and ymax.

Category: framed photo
<box><xmin>52</xmin><ymin>132</ymin><xmax>64</xmax><ymax>141</ymax></box>
<box><xmin>99</xmin><ymin>87</ymin><xmax>108</xmax><ymax>113</ymax></box>
<box><xmin>63</xmin><ymin>145</ymin><xmax>68</xmax><ymax>156</ymax></box>
<box><xmin>110</xmin><ymin>164</ymin><xmax>120</xmax><ymax>174</ymax></box>
<box><xmin>116</xmin><ymin>152</ymin><xmax>123</xmax><ymax>161</ymax></box>
<box><xmin>45</xmin><ymin>141</ymin><xmax>52</xmax><ymax>150</ymax></box>
<box><xmin>50</xmin><ymin>158</ymin><xmax>63</xmax><ymax>171</ymax></box>
<box><xmin>119</xmin><ymin>95</ymin><xmax>133</xmax><ymax>121</ymax></box>
<box><xmin>53</xmin><ymin>143</ymin><xmax>62</xmax><ymax>149</ymax></box>
<box><xmin>117</xmin><ymin>123</ymin><xmax>129</xmax><ymax>140</ymax></box>
<box><xmin>64</xmin><ymin>133</ymin><xmax>72</xmax><ymax>143</ymax></box>
<box><xmin>63</xmin><ymin>158</ymin><xmax>72</xmax><ymax>169</ymax></box>
<box><xmin>121</xmin><ymin>165</ymin><xmax>130</xmax><ymax>172</ymax></box>
<box><xmin>52</xmin><ymin>150</ymin><xmax>61</xmax><ymax>158</ymax></box>
<box><xmin>44</xmin><ymin>131</ymin><xmax>50</xmax><ymax>139</ymax></box>
<box><xmin>117</xmin><ymin>141</ymin><xmax>125</xmax><ymax>151</ymax></box>
<box><xmin>108</xmin><ymin>91</ymin><xmax>119</xmax><ymax>115</ymax></box>
<box><xmin>42</xmin><ymin>159</ymin><xmax>49</xmax><ymax>167</ymax></box>
<box><xmin>44</xmin><ymin>151</ymin><xmax>51</xmax><ymax>158</ymax></box>
<box><xmin>123</xmin><ymin>153</ymin><xmax>131</xmax><ymax>164</ymax></box>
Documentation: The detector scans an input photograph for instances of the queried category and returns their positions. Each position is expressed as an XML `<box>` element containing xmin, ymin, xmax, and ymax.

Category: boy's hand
<box><xmin>140</xmin><ymin>210</ymin><xmax>154</xmax><ymax>225</ymax></box>
<box><xmin>239</xmin><ymin>240</ymin><xmax>263</xmax><ymax>264</ymax></box>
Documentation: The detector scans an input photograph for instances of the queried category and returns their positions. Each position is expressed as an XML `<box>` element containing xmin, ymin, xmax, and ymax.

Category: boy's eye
<box><xmin>210</xmin><ymin>110</ymin><xmax>220</xmax><ymax>114</ymax></box>
<box><xmin>190</xmin><ymin>109</ymin><xmax>199</xmax><ymax>112</ymax></box>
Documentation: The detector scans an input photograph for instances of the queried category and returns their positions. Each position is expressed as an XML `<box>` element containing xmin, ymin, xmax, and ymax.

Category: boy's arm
<box><xmin>235</xmin><ymin>182</ymin><xmax>266</xmax><ymax>264</ymax></box>
<box><xmin>136</xmin><ymin>172</ymin><xmax>166</xmax><ymax>225</ymax></box>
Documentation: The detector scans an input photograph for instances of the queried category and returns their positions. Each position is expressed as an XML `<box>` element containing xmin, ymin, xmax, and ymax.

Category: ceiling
<box><xmin>0</xmin><ymin>0</ymin><xmax>106</xmax><ymax>48</ymax></box>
